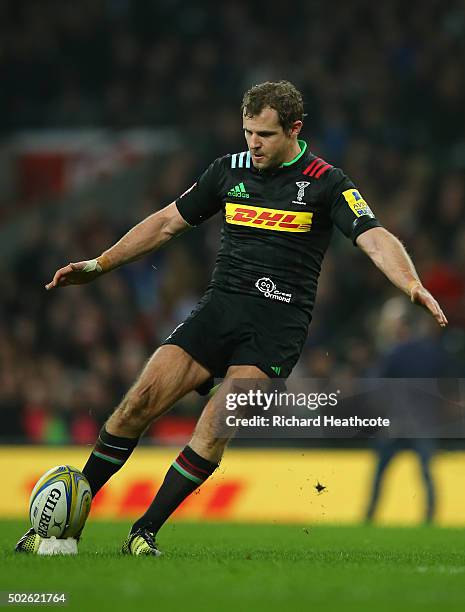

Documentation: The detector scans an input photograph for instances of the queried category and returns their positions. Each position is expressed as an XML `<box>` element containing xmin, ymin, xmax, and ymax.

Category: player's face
<box><xmin>243</xmin><ymin>107</ymin><xmax>301</xmax><ymax>170</ymax></box>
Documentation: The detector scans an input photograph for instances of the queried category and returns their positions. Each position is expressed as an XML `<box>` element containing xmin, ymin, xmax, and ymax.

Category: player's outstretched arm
<box><xmin>45</xmin><ymin>202</ymin><xmax>189</xmax><ymax>290</ymax></box>
<box><xmin>356</xmin><ymin>227</ymin><xmax>448</xmax><ymax>328</ymax></box>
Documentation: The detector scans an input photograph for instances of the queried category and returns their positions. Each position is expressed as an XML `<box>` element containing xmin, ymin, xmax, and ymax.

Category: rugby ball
<box><xmin>29</xmin><ymin>465</ymin><xmax>92</xmax><ymax>539</ymax></box>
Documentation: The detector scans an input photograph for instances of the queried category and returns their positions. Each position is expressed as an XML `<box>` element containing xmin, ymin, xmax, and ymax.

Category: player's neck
<box><xmin>281</xmin><ymin>139</ymin><xmax>304</xmax><ymax>165</ymax></box>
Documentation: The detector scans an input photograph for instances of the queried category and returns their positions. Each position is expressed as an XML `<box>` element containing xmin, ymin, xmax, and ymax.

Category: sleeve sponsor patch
<box><xmin>342</xmin><ymin>189</ymin><xmax>374</xmax><ymax>218</ymax></box>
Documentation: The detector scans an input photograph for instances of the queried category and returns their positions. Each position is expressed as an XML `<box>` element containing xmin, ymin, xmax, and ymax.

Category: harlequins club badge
<box><xmin>293</xmin><ymin>181</ymin><xmax>310</xmax><ymax>205</ymax></box>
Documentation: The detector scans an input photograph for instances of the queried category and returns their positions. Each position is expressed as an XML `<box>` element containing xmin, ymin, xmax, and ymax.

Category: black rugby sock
<box><xmin>83</xmin><ymin>426</ymin><xmax>139</xmax><ymax>497</ymax></box>
<box><xmin>131</xmin><ymin>445</ymin><xmax>217</xmax><ymax>535</ymax></box>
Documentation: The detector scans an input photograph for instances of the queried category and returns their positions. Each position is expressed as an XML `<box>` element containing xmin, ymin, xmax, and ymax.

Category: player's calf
<box><xmin>107</xmin><ymin>380</ymin><xmax>161</xmax><ymax>437</ymax></box>
<box><xmin>81</xmin><ymin>345</ymin><xmax>211</xmax><ymax>499</ymax></box>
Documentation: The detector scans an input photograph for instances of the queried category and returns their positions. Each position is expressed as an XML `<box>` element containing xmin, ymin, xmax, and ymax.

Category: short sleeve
<box><xmin>325</xmin><ymin>167</ymin><xmax>382</xmax><ymax>244</ymax></box>
<box><xmin>175</xmin><ymin>158</ymin><xmax>223</xmax><ymax>226</ymax></box>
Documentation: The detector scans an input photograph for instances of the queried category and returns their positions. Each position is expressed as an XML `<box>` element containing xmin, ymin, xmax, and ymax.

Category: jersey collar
<box><xmin>280</xmin><ymin>139</ymin><xmax>307</xmax><ymax>167</ymax></box>
<box><xmin>251</xmin><ymin>139</ymin><xmax>310</xmax><ymax>175</ymax></box>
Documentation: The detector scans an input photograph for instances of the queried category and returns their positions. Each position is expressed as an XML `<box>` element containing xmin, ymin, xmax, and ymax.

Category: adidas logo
<box><xmin>227</xmin><ymin>182</ymin><xmax>249</xmax><ymax>198</ymax></box>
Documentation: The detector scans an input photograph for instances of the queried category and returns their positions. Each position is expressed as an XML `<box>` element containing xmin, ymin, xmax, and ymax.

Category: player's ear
<box><xmin>289</xmin><ymin>120</ymin><xmax>303</xmax><ymax>138</ymax></box>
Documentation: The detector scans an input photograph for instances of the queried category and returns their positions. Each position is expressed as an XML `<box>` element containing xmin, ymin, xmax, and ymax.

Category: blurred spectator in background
<box><xmin>365</xmin><ymin>297</ymin><xmax>451</xmax><ymax>524</ymax></box>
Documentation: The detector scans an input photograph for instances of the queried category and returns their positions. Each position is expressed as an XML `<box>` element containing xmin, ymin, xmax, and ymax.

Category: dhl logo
<box><xmin>225</xmin><ymin>203</ymin><xmax>313</xmax><ymax>233</ymax></box>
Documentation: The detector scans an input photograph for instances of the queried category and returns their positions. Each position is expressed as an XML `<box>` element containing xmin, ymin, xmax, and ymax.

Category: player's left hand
<box><xmin>410</xmin><ymin>283</ymin><xmax>448</xmax><ymax>327</ymax></box>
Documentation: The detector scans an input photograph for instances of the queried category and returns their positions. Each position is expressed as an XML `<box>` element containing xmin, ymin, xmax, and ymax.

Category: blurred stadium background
<box><xmin>1</xmin><ymin>0</ymin><xmax>465</xmax><ymax>527</ymax></box>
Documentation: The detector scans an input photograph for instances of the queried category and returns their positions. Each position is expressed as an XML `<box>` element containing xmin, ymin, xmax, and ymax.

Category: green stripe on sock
<box><xmin>172</xmin><ymin>461</ymin><xmax>203</xmax><ymax>485</ymax></box>
<box><xmin>93</xmin><ymin>450</ymin><xmax>125</xmax><ymax>465</ymax></box>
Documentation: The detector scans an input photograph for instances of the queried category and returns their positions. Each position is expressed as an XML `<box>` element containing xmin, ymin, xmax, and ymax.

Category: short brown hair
<box><xmin>241</xmin><ymin>80</ymin><xmax>304</xmax><ymax>132</ymax></box>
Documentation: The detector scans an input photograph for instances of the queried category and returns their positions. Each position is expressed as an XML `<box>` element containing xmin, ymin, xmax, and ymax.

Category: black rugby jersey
<box><xmin>176</xmin><ymin>140</ymin><xmax>381</xmax><ymax>319</ymax></box>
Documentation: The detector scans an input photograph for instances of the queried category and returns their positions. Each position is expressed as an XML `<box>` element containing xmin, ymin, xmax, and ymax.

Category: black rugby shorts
<box><xmin>162</xmin><ymin>288</ymin><xmax>309</xmax><ymax>393</ymax></box>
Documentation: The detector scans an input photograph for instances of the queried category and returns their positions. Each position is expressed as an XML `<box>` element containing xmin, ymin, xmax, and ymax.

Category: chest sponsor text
<box><xmin>225</xmin><ymin>203</ymin><xmax>313</xmax><ymax>233</ymax></box>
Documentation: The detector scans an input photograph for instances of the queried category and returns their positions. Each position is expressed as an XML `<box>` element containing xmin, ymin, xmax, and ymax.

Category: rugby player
<box><xmin>16</xmin><ymin>81</ymin><xmax>447</xmax><ymax>555</ymax></box>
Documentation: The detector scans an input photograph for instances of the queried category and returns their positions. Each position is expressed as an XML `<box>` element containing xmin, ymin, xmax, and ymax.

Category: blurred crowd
<box><xmin>1</xmin><ymin>0</ymin><xmax>465</xmax><ymax>444</ymax></box>
<box><xmin>2</xmin><ymin>0</ymin><xmax>465</xmax><ymax>160</ymax></box>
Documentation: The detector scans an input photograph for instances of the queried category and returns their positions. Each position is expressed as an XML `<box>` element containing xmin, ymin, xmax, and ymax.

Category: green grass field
<box><xmin>1</xmin><ymin>520</ymin><xmax>465</xmax><ymax>611</ymax></box>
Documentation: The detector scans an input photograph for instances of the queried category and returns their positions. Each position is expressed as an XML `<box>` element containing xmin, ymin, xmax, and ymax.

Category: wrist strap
<box><xmin>96</xmin><ymin>253</ymin><xmax>111</xmax><ymax>272</ymax></box>
<box><xmin>82</xmin><ymin>259</ymin><xmax>103</xmax><ymax>273</ymax></box>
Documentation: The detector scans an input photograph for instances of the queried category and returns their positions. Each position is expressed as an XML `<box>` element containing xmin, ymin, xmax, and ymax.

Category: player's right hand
<box><xmin>45</xmin><ymin>259</ymin><xmax>103</xmax><ymax>290</ymax></box>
